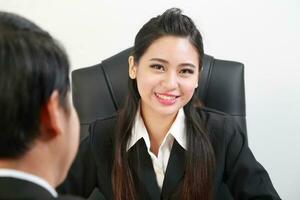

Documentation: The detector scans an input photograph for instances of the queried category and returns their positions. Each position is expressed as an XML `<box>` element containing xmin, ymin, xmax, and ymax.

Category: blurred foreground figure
<box><xmin>0</xmin><ymin>11</ymin><xmax>84</xmax><ymax>200</ymax></box>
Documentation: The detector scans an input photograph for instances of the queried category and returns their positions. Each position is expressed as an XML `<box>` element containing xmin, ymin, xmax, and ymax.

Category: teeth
<box><xmin>156</xmin><ymin>93</ymin><xmax>176</xmax><ymax>100</ymax></box>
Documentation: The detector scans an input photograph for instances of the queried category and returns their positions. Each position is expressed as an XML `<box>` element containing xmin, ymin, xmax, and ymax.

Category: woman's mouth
<box><xmin>154</xmin><ymin>92</ymin><xmax>179</xmax><ymax>105</ymax></box>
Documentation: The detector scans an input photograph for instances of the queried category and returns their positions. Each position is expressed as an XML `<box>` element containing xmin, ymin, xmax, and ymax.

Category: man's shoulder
<box><xmin>0</xmin><ymin>177</ymin><xmax>53</xmax><ymax>199</ymax></box>
<box><xmin>55</xmin><ymin>195</ymin><xmax>87</xmax><ymax>200</ymax></box>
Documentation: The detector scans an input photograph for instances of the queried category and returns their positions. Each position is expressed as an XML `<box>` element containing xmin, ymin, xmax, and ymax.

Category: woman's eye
<box><xmin>150</xmin><ymin>64</ymin><xmax>164</xmax><ymax>71</ymax></box>
<box><xmin>180</xmin><ymin>68</ymin><xmax>194</xmax><ymax>74</ymax></box>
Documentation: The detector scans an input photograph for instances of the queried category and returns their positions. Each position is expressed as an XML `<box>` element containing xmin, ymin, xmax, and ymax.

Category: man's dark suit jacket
<box><xmin>0</xmin><ymin>177</ymin><xmax>84</xmax><ymax>200</ymax></box>
<box><xmin>58</xmin><ymin>107</ymin><xmax>281</xmax><ymax>200</ymax></box>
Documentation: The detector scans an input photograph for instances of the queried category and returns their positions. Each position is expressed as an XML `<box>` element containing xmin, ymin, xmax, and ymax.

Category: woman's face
<box><xmin>129</xmin><ymin>36</ymin><xmax>200</xmax><ymax>119</ymax></box>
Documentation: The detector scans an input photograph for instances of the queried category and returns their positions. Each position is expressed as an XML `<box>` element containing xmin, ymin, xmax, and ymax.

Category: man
<box><xmin>0</xmin><ymin>11</ymin><xmax>83</xmax><ymax>199</ymax></box>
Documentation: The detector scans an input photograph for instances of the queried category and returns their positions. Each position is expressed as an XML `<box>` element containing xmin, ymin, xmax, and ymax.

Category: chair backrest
<box><xmin>72</xmin><ymin>48</ymin><xmax>246</xmax><ymax>140</ymax></box>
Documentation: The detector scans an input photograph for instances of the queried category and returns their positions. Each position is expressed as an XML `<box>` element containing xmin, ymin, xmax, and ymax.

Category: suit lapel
<box><xmin>161</xmin><ymin>140</ymin><xmax>186</xmax><ymax>199</ymax></box>
<box><xmin>128</xmin><ymin>139</ymin><xmax>161</xmax><ymax>199</ymax></box>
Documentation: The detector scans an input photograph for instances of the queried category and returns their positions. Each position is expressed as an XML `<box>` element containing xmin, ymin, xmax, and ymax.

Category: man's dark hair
<box><xmin>0</xmin><ymin>11</ymin><xmax>70</xmax><ymax>158</ymax></box>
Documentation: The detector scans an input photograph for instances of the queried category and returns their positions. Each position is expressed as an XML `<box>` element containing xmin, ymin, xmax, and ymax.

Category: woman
<box><xmin>59</xmin><ymin>8</ymin><xmax>280</xmax><ymax>200</ymax></box>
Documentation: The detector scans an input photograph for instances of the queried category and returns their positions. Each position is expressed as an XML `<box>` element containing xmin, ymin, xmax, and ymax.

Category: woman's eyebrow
<box><xmin>149</xmin><ymin>58</ymin><xmax>196</xmax><ymax>68</ymax></box>
<box><xmin>149</xmin><ymin>58</ymin><xmax>169</xmax><ymax>63</ymax></box>
<box><xmin>179</xmin><ymin>63</ymin><xmax>196</xmax><ymax>68</ymax></box>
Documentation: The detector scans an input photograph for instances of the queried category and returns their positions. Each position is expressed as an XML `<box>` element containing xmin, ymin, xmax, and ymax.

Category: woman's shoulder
<box><xmin>196</xmin><ymin>106</ymin><xmax>243</xmax><ymax>140</ymax></box>
<box><xmin>90</xmin><ymin>114</ymin><xmax>118</xmax><ymax>132</ymax></box>
<box><xmin>197</xmin><ymin>106</ymin><xmax>229</xmax><ymax>127</ymax></box>
<box><xmin>88</xmin><ymin>114</ymin><xmax>118</xmax><ymax>146</ymax></box>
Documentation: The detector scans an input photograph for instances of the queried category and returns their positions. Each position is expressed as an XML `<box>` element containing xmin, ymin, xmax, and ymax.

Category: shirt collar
<box><xmin>168</xmin><ymin>108</ymin><xmax>187</xmax><ymax>150</ymax></box>
<box><xmin>0</xmin><ymin>168</ymin><xmax>58</xmax><ymax>197</ymax></box>
<box><xmin>127</xmin><ymin>106</ymin><xmax>150</xmax><ymax>151</ymax></box>
<box><xmin>127</xmin><ymin>106</ymin><xmax>187</xmax><ymax>151</ymax></box>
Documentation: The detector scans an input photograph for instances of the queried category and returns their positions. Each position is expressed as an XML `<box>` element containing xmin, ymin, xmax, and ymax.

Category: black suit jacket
<box><xmin>0</xmin><ymin>177</ymin><xmax>84</xmax><ymax>200</ymax></box>
<box><xmin>58</xmin><ymin>107</ymin><xmax>280</xmax><ymax>200</ymax></box>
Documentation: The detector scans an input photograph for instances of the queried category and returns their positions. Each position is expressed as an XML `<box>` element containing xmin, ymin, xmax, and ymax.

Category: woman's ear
<box><xmin>128</xmin><ymin>56</ymin><xmax>137</xmax><ymax>79</ymax></box>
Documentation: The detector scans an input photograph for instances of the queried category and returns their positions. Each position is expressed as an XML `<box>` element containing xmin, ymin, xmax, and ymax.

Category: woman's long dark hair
<box><xmin>112</xmin><ymin>8</ymin><xmax>215</xmax><ymax>200</ymax></box>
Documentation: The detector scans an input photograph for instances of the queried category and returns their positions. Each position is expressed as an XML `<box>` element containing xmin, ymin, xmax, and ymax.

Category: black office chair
<box><xmin>71</xmin><ymin>48</ymin><xmax>246</xmax><ymax>199</ymax></box>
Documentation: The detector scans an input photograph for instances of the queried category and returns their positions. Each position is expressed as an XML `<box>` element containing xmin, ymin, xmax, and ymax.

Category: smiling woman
<box><xmin>128</xmin><ymin>35</ymin><xmax>200</xmax><ymax>157</ymax></box>
<box><xmin>128</xmin><ymin>36</ymin><xmax>199</xmax><ymax>121</ymax></box>
<box><xmin>58</xmin><ymin>8</ymin><xmax>281</xmax><ymax>200</ymax></box>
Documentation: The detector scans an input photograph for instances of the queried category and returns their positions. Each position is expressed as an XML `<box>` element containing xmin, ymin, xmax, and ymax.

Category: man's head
<box><xmin>0</xmin><ymin>11</ymin><xmax>79</xmax><ymax>186</ymax></box>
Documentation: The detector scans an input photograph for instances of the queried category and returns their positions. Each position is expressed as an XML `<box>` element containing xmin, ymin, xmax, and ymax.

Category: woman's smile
<box><xmin>154</xmin><ymin>92</ymin><xmax>179</xmax><ymax>106</ymax></box>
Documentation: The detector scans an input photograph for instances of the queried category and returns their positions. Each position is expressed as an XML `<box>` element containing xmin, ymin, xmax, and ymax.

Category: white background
<box><xmin>1</xmin><ymin>0</ymin><xmax>299</xmax><ymax>199</ymax></box>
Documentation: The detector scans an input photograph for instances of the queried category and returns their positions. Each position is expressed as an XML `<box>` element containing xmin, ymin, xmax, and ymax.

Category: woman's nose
<box><xmin>161</xmin><ymin>71</ymin><xmax>178</xmax><ymax>89</ymax></box>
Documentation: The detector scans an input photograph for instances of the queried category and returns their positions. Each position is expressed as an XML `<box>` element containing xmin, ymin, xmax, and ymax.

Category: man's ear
<box><xmin>40</xmin><ymin>90</ymin><xmax>62</xmax><ymax>140</ymax></box>
<box><xmin>128</xmin><ymin>56</ymin><xmax>137</xmax><ymax>79</ymax></box>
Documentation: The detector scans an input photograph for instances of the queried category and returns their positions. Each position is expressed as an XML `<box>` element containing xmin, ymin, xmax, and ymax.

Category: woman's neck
<box><xmin>140</xmin><ymin>107</ymin><xmax>178</xmax><ymax>156</ymax></box>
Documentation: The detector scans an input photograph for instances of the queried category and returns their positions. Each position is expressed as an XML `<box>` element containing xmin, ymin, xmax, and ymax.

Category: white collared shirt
<box><xmin>127</xmin><ymin>107</ymin><xmax>187</xmax><ymax>189</ymax></box>
<box><xmin>0</xmin><ymin>168</ymin><xmax>58</xmax><ymax>197</ymax></box>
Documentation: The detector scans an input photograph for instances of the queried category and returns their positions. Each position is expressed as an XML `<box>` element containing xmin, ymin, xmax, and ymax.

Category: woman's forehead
<box><xmin>140</xmin><ymin>36</ymin><xmax>199</xmax><ymax>66</ymax></box>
